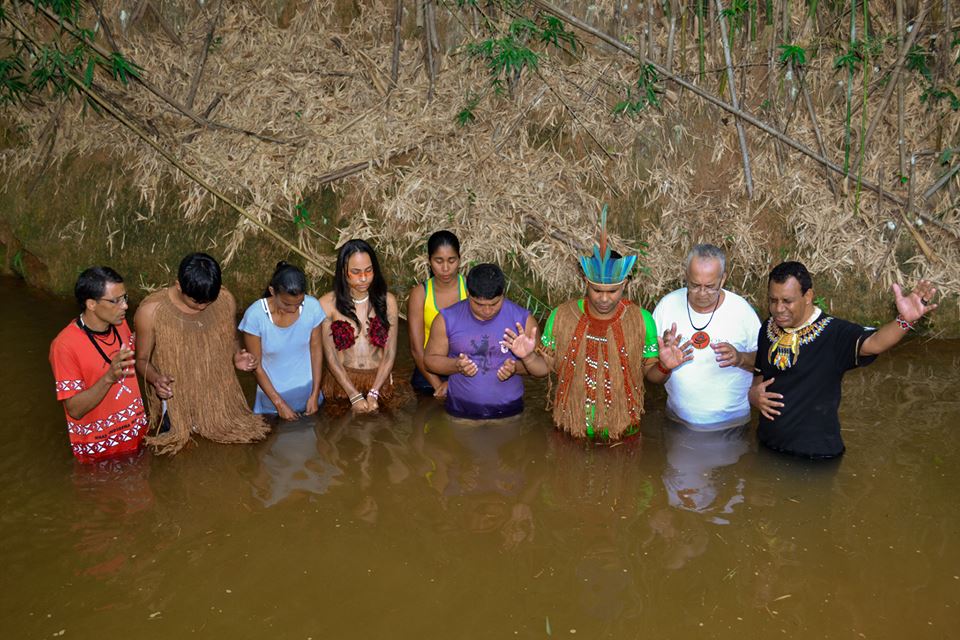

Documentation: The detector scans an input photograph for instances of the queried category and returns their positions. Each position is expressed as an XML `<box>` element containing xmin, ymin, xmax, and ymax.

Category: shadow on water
<box><xmin>2</xmin><ymin>275</ymin><xmax>959</xmax><ymax>638</ymax></box>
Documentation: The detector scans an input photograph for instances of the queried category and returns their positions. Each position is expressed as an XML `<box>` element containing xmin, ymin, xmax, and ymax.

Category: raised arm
<box><xmin>860</xmin><ymin>280</ymin><xmax>938</xmax><ymax>356</ymax></box>
<box><xmin>502</xmin><ymin>319</ymin><xmax>549</xmax><ymax>377</ymax></box>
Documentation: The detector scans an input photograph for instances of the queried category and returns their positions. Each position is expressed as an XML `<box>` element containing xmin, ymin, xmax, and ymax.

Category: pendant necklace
<box><xmin>686</xmin><ymin>294</ymin><xmax>721</xmax><ymax>349</ymax></box>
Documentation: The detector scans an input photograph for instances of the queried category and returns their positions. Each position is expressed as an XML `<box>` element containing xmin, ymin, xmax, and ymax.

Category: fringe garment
<box><xmin>321</xmin><ymin>366</ymin><xmax>396</xmax><ymax>415</ymax></box>
<box><xmin>543</xmin><ymin>299</ymin><xmax>647</xmax><ymax>441</ymax></box>
<box><xmin>143</xmin><ymin>288</ymin><xmax>269</xmax><ymax>455</ymax></box>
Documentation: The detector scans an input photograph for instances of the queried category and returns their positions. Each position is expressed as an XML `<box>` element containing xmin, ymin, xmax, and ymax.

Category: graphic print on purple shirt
<box><xmin>440</xmin><ymin>298</ymin><xmax>530</xmax><ymax>419</ymax></box>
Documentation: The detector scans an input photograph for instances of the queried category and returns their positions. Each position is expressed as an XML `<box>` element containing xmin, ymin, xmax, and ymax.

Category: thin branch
<box><xmin>184</xmin><ymin>0</ymin><xmax>223</xmax><ymax>111</ymax></box>
<box><xmin>715</xmin><ymin>0</ymin><xmax>754</xmax><ymax>199</ymax></box>
<box><xmin>390</xmin><ymin>0</ymin><xmax>403</xmax><ymax>88</ymax></box>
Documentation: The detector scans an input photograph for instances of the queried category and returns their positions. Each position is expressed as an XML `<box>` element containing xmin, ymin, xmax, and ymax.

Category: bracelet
<box><xmin>367</xmin><ymin>388</ymin><xmax>380</xmax><ymax>400</ymax></box>
<box><xmin>895</xmin><ymin>314</ymin><xmax>915</xmax><ymax>331</ymax></box>
<box><xmin>656</xmin><ymin>361</ymin><xmax>672</xmax><ymax>376</ymax></box>
<box><xmin>349</xmin><ymin>393</ymin><xmax>364</xmax><ymax>405</ymax></box>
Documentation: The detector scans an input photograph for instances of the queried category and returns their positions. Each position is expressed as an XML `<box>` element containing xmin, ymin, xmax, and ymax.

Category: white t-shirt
<box><xmin>652</xmin><ymin>288</ymin><xmax>761</xmax><ymax>430</ymax></box>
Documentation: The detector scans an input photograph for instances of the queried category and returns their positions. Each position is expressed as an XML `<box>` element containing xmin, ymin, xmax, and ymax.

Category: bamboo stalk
<box><xmin>423</xmin><ymin>0</ymin><xmax>436</xmax><ymax>101</ymax></box>
<box><xmin>798</xmin><ymin>67</ymin><xmax>839</xmax><ymax>197</ymax></box>
<box><xmin>841</xmin><ymin>0</ymin><xmax>857</xmax><ymax>179</ymax></box>
<box><xmin>853</xmin><ymin>0</ymin><xmax>930</xmax><ymax>177</ymax></box>
<box><xmin>899</xmin><ymin>155</ymin><xmax>939</xmax><ymax>262</ymax></box>
<box><xmin>390</xmin><ymin>0</ymin><xmax>403</xmax><ymax>88</ymax></box>
<box><xmin>896</xmin><ymin>0</ymin><xmax>906</xmax><ymax>179</ymax></box>
<box><xmin>33</xmin><ymin>4</ymin><xmax>295</xmax><ymax>145</ymax></box>
<box><xmin>666</xmin><ymin>0</ymin><xmax>678</xmax><ymax>73</ymax></box>
<box><xmin>647</xmin><ymin>0</ymin><xmax>656</xmax><ymax>60</ymax></box>
<box><xmin>184</xmin><ymin>0</ymin><xmax>223</xmax><ymax>111</ymax></box>
<box><xmin>766</xmin><ymin>3</ymin><xmax>784</xmax><ymax>174</ymax></box>
<box><xmin>6</xmin><ymin>13</ymin><xmax>332</xmax><ymax>277</ymax></box>
<box><xmin>715</xmin><ymin>0</ymin><xmax>754</xmax><ymax>199</ymax></box>
<box><xmin>922</xmin><ymin>163</ymin><xmax>960</xmax><ymax>201</ymax></box>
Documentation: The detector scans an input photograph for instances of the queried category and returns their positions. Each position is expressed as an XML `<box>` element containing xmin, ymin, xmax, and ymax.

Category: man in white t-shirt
<box><xmin>652</xmin><ymin>244</ymin><xmax>761</xmax><ymax>430</ymax></box>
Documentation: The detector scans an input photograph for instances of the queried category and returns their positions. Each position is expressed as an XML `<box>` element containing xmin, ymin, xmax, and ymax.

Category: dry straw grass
<box><xmin>2</xmin><ymin>0</ymin><xmax>958</xmax><ymax>314</ymax></box>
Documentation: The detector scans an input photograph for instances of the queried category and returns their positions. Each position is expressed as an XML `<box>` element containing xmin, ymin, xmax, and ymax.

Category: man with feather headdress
<box><xmin>504</xmin><ymin>206</ymin><xmax>691</xmax><ymax>441</ymax></box>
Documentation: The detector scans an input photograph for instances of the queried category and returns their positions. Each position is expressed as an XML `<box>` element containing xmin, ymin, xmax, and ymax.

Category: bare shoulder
<box><xmin>407</xmin><ymin>283</ymin><xmax>425</xmax><ymax>308</ymax></box>
<box><xmin>134</xmin><ymin>296</ymin><xmax>161</xmax><ymax>327</ymax></box>
<box><xmin>318</xmin><ymin>291</ymin><xmax>336</xmax><ymax>316</ymax></box>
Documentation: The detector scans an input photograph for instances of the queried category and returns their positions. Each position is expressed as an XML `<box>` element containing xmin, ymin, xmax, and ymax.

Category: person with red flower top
<box><xmin>49</xmin><ymin>266</ymin><xmax>147</xmax><ymax>462</ymax></box>
<box><xmin>319</xmin><ymin>239</ymin><xmax>399</xmax><ymax>413</ymax></box>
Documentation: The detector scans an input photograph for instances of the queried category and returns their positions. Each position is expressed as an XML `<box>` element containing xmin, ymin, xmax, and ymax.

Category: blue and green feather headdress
<box><xmin>579</xmin><ymin>205</ymin><xmax>637</xmax><ymax>285</ymax></box>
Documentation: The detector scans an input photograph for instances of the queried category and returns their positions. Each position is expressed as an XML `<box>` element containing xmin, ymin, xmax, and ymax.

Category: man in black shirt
<box><xmin>749</xmin><ymin>261</ymin><xmax>938</xmax><ymax>458</ymax></box>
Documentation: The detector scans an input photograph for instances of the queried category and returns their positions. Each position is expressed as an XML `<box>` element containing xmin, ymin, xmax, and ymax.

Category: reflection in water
<box><xmin>3</xmin><ymin>276</ymin><xmax>960</xmax><ymax>639</ymax></box>
<box><xmin>251</xmin><ymin>420</ymin><xmax>341</xmax><ymax>507</ymax></box>
<box><xmin>661</xmin><ymin>423</ymin><xmax>748</xmax><ymax>524</ymax></box>
<box><xmin>71</xmin><ymin>451</ymin><xmax>154</xmax><ymax>578</ymax></box>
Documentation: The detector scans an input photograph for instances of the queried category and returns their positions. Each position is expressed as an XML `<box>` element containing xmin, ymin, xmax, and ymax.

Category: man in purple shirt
<box><xmin>424</xmin><ymin>263</ymin><xmax>543</xmax><ymax>419</ymax></box>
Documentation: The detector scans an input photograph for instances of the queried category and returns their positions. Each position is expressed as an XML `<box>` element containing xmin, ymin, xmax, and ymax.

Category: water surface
<box><xmin>2</xmin><ymin>275</ymin><xmax>958</xmax><ymax>639</ymax></box>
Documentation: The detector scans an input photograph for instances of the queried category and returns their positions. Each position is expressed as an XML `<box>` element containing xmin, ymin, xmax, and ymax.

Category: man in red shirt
<box><xmin>49</xmin><ymin>266</ymin><xmax>147</xmax><ymax>462</ymax></box>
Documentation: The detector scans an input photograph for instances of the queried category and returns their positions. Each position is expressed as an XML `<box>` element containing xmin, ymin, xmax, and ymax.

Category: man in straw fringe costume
<box><xmin>135</xmin><ymin>253</ymin><xmax>269</xmax><ymax>454</ymax></box>
<box><xmin>749</xmin><ymin>261</ymin><xmax>938</xmax><ymax>459</ymax></box>
<box><xmin>504</xmin><ymin>206</ymin><xmax>692</xmax><ymax>441</ymax></box>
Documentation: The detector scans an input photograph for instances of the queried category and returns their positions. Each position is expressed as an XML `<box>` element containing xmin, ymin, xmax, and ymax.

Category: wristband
<box><xmin>367</xmin><ymin>388</ymin><xmax>380</xmax><ymax>400</ymax></box>
<box><xmin>656</xmin><ymin>361</ymin><xmax>672</xmax><ymax>376</ymax></box>
<box><xmin>349</xmin><ymin>393</ymin><xmax>364</xmax><ymax>405</ymax></box>
<box><xmin>895</xmin><ymin>314</ymin><xmax>915</xmax><ymax>331</ymax></box>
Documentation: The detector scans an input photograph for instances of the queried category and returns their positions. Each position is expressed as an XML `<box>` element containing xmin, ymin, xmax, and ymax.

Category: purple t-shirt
<box><xmin>440</xmin><ymin>299</ymin><xmax>530</xmax><ymax>419</ymax></box>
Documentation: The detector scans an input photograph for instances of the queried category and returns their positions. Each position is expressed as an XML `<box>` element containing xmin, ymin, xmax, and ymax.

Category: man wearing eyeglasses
<box><xmin>49</xmin><ymin>266</ymin><xmax>148</xmax><ymax>462</ymax></box>
<box><xmin>652</xmin><ymin>244</ymin><xmax>761</xmax><ymax>431</ymax></box>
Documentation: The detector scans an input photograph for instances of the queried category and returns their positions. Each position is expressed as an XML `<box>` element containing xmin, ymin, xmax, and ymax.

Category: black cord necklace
<box><xmin>686</xmin><ymin>293</ymin><xmax>722</xmax><ymax>349</ymax></box>
<box><xmin>76</xmin><ymin>315</ymin><xmax>121</xmax><ymax>365</ymax></box>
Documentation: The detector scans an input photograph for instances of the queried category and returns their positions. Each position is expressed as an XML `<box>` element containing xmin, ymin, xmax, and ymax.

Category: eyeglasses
<box><xmin>100</xmin><ymin>294</ymin><xmax>129</xmax><ymax>306</ymax></box>
<box><xmin>686</xmin><ymin>282</ymin><xmax>722</xmax><ymax>295</ymax></box>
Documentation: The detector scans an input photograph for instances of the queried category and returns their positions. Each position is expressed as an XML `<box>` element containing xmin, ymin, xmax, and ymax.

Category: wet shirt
<box><xmin>755</xmin><ymin>314</ymin><xmax>876</xmax><ymax>458</ymax></box>
<box><xmin>49</xmin><ymin>319</ymin><xmax>147</xmax><ymax>462</ymax></box>
<box><xmin>652</xmin><ymin>288</ymin><xmax>760</xmax><ymax>429</ymax></box>
<box><xmin>441</xmin><ymin>298</ymin><xmax>530</xmax><ymax>419</ymax></box>
<box><xmin>239</xmin><ymin>295</ymin><xmax>325</xmax><ymax>414</ymax></box>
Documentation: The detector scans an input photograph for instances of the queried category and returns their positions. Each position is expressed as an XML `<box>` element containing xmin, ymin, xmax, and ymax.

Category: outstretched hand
<box><xmin>502</xmin><ymin>322</ymin><xmax>538</xmax><ymax>360</ymax></box>
<box><xmin>893</xmin><ymin>279</ymin><xmax>938</xmax><ymax>323</ymax></box>
<box><xmin>656</xmin><ymin>323</ymin><xmax>694</xmax><ymax>371</ymax></box>
<box><xmin>749</xmin><ymin>377</ymin><xmax>783</xmax><ymax>420</ymax></box>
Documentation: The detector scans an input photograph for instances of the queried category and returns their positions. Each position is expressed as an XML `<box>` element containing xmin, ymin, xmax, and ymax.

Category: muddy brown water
<box><xmin>2</xmin><ymin>275</ymin><xmax>958</xmax><ymax>639</ymax></box>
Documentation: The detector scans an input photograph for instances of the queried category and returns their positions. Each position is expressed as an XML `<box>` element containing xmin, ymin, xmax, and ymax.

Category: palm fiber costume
<box><xmin>142</xmin><ymin>288</ymin><xmax>269</xmax><ymax>454</ymax></box>
<box><xmin>538</xmin><ymin>205</ymin><xmax>658</xmax><ymax>441</ymax></box>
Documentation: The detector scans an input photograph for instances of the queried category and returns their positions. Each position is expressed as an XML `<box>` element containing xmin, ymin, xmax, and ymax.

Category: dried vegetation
<box><xmin>2</xmin><ymin>0</ymin><xmax>958</xmax><ymax>316</ymax></box>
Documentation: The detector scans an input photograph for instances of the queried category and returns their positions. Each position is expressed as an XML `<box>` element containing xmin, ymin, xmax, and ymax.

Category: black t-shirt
<box><xmin>755</xmin><ymin>314</ymin><xmax>876</xmax><ymax>458</ymax></box>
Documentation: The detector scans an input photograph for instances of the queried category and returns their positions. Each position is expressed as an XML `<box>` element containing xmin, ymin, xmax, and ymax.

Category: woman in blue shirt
<box><xmin>240</xmin><ymin>262</ymin><xmax>325</xmax><ymax>420</ymax></box>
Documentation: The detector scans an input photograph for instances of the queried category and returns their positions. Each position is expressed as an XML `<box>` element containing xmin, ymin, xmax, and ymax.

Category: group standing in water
<box><xmin>49</xmin><ymin>207</ymin><xmax>939</xmax><ymax>466</ymax></box>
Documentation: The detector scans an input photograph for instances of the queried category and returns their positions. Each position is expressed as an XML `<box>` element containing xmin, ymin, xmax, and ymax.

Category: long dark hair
<box><xmin>426</xmin><ymin>230</ymin><xmax>461</xmax><ymax>277</ymax></box>
<box><xmin>263</xmin><ymin>261</ymin><xmax>307</xmax><ymax>298</ymax></box>
<box><xmin>334</xmin><ymin>239</ymin><xmax>389</xmax><ymax>331</ymax></box>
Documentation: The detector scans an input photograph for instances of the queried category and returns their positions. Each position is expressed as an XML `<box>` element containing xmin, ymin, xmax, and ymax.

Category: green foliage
<box><xmin>11</xmin><ymin>250</ymin><xmax>25</xmax><ymax>277</ymax></box>
<box><xmin>905</xmin><ymin>44</ymin><xmax>934</xmax><ymax>81</ymax></box>
<box><xmin>813</xmin><ymin>295</ymin><xmax>826</xmax><ymax>308</ymax></box>
<box><xmin>464</xmin><ymin>15</ymin><xmax>579</xmax><ymax>93</ymax></box>
<box><xmin>921</xmin><ymin>86</ymin><xmax>960</xmax><ymax>111</ymax></box>
<box><xmin>293</xmin><ymin>202</ymin><xmax>312</xmax><ymax>229</ymax></box>
<box><xmin>778</xmin><ymin>43</ymin><xmax>807</xmax><ymax>67</ymax></box>
<box><xmin>466</xmin><ymin>34</ymin><xmax>539</xmax><ymax>93</ymax></box>
<box><xmin>612</xmin><ymin>64</ymin><xmax>662</xmax><ymax>116</ymax></box>
<box><xmin>108</xmin><ymin>52</ymin><xmax>143</xmax><ymax>86</ymax></box>
<box><xmin>456</xmin><ymin>93</ymin><xmax>480</xmax><ymax>126</ymax></box>
<box><xmin>939</xmin><ymin>149</ymin><xmax>954</xmax><ymax>166</ymax></box>
<box><xmin>834</xmin><ymin>42</ymin><xmax>862</xmax><ymax>73</ymax></box>
<box><xmin>0</xmin><ymin>56</ymin><xmax>28</xmax><ymax>104</ymax></box>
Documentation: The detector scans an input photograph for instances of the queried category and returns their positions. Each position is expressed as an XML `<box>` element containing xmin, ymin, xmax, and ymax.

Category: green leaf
<box><xmin>939</xmin><ymin>149</ymin><xmax>954</xmax><ymax>165</ymax></box>
<box><xmin>83</xmin><ymin>55</ymin><xmax>95</xmax><ymax>87</ymax></box>
<box><xmin>778</xmin><ymin>43</ymin><xmax>807</xmax><ymax>67</ymax></box>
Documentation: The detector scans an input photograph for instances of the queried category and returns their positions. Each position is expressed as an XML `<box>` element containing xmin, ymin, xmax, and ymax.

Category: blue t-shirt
<box><xmin>239</xmin><ymin>295</ymin><xmax>325</xmax><ymax>414</ymax></box>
